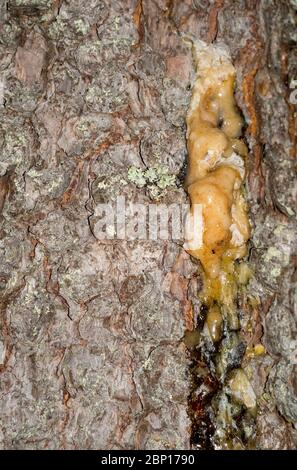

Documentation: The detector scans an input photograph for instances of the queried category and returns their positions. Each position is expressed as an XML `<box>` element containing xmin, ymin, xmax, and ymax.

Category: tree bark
<box><xmin>0</xmin><ymin>0</ymin><xmax>296</xmax><ymax>449</ymax></box>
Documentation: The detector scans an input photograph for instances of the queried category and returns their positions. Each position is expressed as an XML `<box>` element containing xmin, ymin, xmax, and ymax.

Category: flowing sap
<box><xmin>185</xmin><ymin>41</ymin><xmax>250</xmax><ymax>341</ymax></box>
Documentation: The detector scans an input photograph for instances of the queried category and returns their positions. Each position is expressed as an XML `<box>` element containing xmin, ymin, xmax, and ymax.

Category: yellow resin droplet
<box><xmin>228</xmin><ymin>369</ymin><xmax>257</xmax><ymax>411</ymax></box>
<box><xmin>246</xmin><ymin>344</ymin><xmax>265</xmax><ymax>358</ymax></box>
<box><xmin>206</xmin><ymin>305</ymin><xmax>223</xmax><ymax>342</ymax></box>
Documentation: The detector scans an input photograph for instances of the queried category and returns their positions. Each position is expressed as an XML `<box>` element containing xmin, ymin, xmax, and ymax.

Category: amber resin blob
<box><xmin>185</xmin><ymin>40</ymin><xmax>250</xmax><ymax>333</ymax></box>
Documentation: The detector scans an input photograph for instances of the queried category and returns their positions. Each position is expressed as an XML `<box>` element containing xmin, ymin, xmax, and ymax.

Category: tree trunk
<box><xmin>0</xmin><ymin>0</ymin><xmax>296</xmax><ymax>449</ymax></box>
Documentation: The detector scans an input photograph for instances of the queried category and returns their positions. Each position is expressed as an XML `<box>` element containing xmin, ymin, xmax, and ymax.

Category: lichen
<box><xmin>127</xmin><ymin>165</ymin><xmax>177</xmax><ymax>199</ymax></box>
<box><xmin>48</xmin><ymin>18</ymin><xmax>68</xmax><ymax>38</ymax></box>
<box><xmin>73</xmin><ymin>19</ymin><xmax>90</xmax><ymax>35</ymax></box>
<box><xmin>15</xmin><ymin>0</ymin><xmax>50</xmax><ymax>6</ymax></box>
<box><xmin>96</xmin><ymin>174</ymin><xmax>128</xmax><ymax>191</ymax></box>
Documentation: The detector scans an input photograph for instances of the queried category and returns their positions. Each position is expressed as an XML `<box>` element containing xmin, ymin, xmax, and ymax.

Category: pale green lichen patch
<box><xmin>15</xmin><ymin>0</ymin><xmax>50</xmax><ymax>6</ymax></box>
<box><xmin>96</xmin><ymin>174</ymin><xmax>128</xmax><ymax>190</ymax></box>
<box><xmin>145</xmin><ymin>166</ymin><xmax>176</xmax><ymax>188</ymax></box>
<box><xmin>78</xmin><ymin>41</ymin><xmax>102</xmax><ymax>54</ymax></box>
<box><xmin>264</xmin><ymin>246</ymin><xmax>290</xmax><ymax>271</ymax></box>
<box><xmin>77</xmin><ymin>41</ymin><xmax>103</xmax><ymax>66</ymax></box>
<box><xmin>127</xmin><ymin>165</ymin><xmax>176</xmax><ymax>199</ymax></box>
<box><xmin>73</xmin><ymin>19</ymin><xmax>90</xmax><ymax>35</ymax></box>
<box><xmin>4</xmin><ymin>131</ymin><xmax>27</xmax><ymax>148</ymax></box>
<box><xmin>127</xmin><ymin>167</ymin><xmax>146</xmax><ymax>188</ymax></box>
<box><xmin>0</xmin><ymin>130</ymin><xmax>27</xmax><ymax>173</ymax></box>
<box><xmin>270</xmin><ymin>266</ymin><xmax>282</xmax><ymax>278</ymax></box>
<box><xmin>252</xmin><ymin>216</ymin><xmax>296</xmax><ymax>289</ymax></box>
<box><xmin>101</xmin><ymin>15</ymin><xmax>134</xmax><ymax>55</ymax></box>
<box><xmin>85</xmin><ymin>80</ymin><xmax>126</xmax><ymax>111</ymax></box>
<box><xmin>48</xmin><ymin>18</ymin><xmax>67</xmax><ymax>38</ymax></box>
<box><xmin>265</xmin><ymin>246</ymin><xmax>283</xmax><ymax>262</ymax></box>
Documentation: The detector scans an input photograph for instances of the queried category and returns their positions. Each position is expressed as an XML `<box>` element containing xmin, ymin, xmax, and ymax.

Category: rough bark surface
<box><xmin>0</xmin><ymin>0</ymin><xmax>296</xmax><ymax>449</ymax></box>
